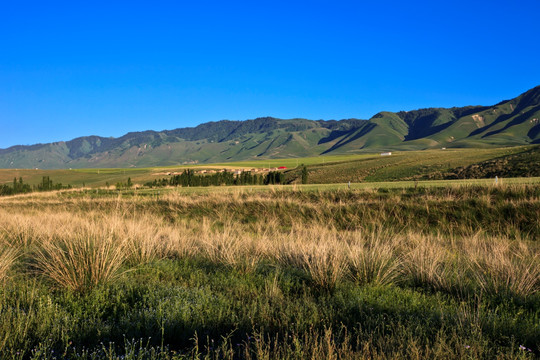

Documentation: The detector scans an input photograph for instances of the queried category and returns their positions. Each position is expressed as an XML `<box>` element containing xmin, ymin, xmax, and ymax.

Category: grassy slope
<box><xmin>441</xmin><ymin>145</ymin><xmax>540</xmax><ymax>179</ymax></box>
<box><xmin>287</xmin><ymin>146</ymin><xmax>534</xmax><ymax>184</ymax></box>
<box><xmin>437</xmin><ymin>91</ymin><xmax>540</xmax><ymax>147</ymax></box>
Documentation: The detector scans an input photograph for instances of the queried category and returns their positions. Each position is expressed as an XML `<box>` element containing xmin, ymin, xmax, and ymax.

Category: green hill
<box><xmin>285</xmin><ymin>146</ymin><xmax>538</xmax><ymax>184</ymax></box>
<box><xmin>441</xmin><ymin>146</ymin><xmax>540</xmax><ymax>179</ymax></box>
<box><xmin>1</xmin><ymin>86</ymin><xmax>539</xmax><ymax>169</ymax></box>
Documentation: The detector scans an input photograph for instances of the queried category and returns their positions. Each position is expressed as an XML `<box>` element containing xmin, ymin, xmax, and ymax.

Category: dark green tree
<box><xmin>301</xmin><ymin>166</ymin><xmax>308</xmax><ymax>184</ymax></box>
<box><xmin>40</xmin><ymin>176</ymin><xmax>52</xmax><ymax>191</ymax></box>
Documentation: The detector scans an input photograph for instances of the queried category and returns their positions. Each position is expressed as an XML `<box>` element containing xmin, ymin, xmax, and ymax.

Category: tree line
<box><xmin>145</xmin><ymin>169</ymin><xmax>287</xmax><ymax>188</ymax></box>
<box><xmin>1</xmin><ymin>166</ymin><xmax>308</xmax><ymax>196</ymax></box>
<box><xmin>0</xmin><ymin>176</ymin><xmax>71</xmax><ymax>196</ymax></box>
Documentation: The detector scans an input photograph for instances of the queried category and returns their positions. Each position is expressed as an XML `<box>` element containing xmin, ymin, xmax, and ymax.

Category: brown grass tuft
<box><xmin>347</xmin><ymin>229</ymin><xmax>402</xmax><ymax>286</ymax></box>
<box><xmin>467</xmin><ymin>237</ymin><xmax>540</xmax><ymax>297</ymax></box>
<box><xmin>403</xmin><ymin>235</ymin><xmax>452</xmax><ymax>291</ymax></box>
<box><xmin>200</xmin><ymin>219</ymin><xmax>262</xmax><ymax>273</ymax></box>
<box><xmin>33</xmin><ymin>232</ymin><xmax>128</xmax><ymax>293</ymax></box>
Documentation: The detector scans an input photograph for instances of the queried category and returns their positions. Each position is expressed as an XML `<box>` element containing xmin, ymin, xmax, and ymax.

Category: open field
<box><xmin>1</xmin><ymin>146</ymin><xmax>537</xmax><ymax>188</ymax></box>
<box><xmin>0</xmin><ymin>154</ymin><xmax>374</xmax><ymax>188</ymax></box>
<box><xmin>41</xmin><ymin>176</ymin><xmax>537</xmax><ymax>197</ymax></box>
<box><xmin>0</xmin><ymin>153</ymin><xmax>378</xmax><ymax>187</ymax></box>
<box><xmin>149</xmin><ymin>176</ymin><xmax>540</xmax><ymax>195</ymax></box>
<box><xmin>0</xmin><ymin>183</ymin><xmax>539</xmax><ymax>359</ymax></box>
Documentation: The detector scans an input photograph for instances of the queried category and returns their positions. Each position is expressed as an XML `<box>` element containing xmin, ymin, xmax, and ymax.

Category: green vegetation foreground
<box><xmin>0</xmin><ymin>184</ymin><xmax>539</xmax><ymax>359</ymax></box>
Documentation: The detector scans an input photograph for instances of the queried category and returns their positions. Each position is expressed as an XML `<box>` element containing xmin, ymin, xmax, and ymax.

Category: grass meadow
<box><xmin>1</xmin><ymin>146</ymin><xmax>534</xmax><ymax>188</ymax></box>
<box><xmin>0</xmin><ymin>183</ymin><xmax>539</xmax><ymax>359</ymax></box>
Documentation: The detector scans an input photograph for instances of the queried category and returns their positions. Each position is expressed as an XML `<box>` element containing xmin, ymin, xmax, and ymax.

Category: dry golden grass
<box><xmin>33</xmin><ymin>232</ymin><xmax>127</xmax><ymax>292</ymax></box>
<box><xmin>0</xmin><ymin>245</ymin><xmax>19</xmax><ymax>283</ymax></box>
<box><xmin>199</xmin><ymin>218</ymin><xmax>262</xmax><ymax>273</ymax></box>
<box><xmin>466</xmin><ymin>237</ymin><xmax>540</xmax><ymax>297</ymax></box>
<box><xmin>0</xmin><ymin>187</ymin><xmax>538</xmax><ymax>297</ymax></box>
<box><xmin>297</xmin><ymin>240</ymin><xmax>349</xmax><ymax>290</ymax></box>
<box><xmin>347</xmin><ymin>229</ymin><xmax>402</xmax><ymax>286</ymax></box>
<box><xmin>404</xmin><ymin>234</ymin><xmax>453</xmax><ymax>291</ymax></box>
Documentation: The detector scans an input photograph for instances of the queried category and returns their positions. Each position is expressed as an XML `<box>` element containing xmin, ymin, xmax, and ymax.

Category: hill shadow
<box><xmin>320</xmin><ymin>123</ymin><xmax>376</xmax><ymax>154</ymax></box>
<box><xmin>481</xmin><ymin>105</ymin><xmax>540</xmax><ymax>139</ymax></box>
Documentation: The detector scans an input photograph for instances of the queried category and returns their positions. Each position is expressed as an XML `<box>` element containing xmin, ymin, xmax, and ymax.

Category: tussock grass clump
<box><xmin>115</xmin><ymin>214</ymin><xmax>181</xmax><ymax>265</ymax></box>
<box><xmin>467</xmin><ymin>238</ymin><xmax>540</xmax><ymax>298</ymax></box>
<box><xmin>274</xmin><ymin>226</ymin><xmax>349</xmax><ymax>290</ymax></box>
<box><xmin>403</xmin><ymin>235</ymin><xmax>455</xmax><ymax>292</ymax></box>
<box><xmin>299</xmin><ymin>241</ymin><xmax>349</xmax><ymax>290</ymax></box>
<box><xmin>0</xmin><ymin>210</ymin><xmax>41</xmax><ymax>248</ymax></box>
<box><xmin>347</xmin><ymin>230</ymin><xmax>402</xmax><ymax>286</ymax></box>
<box><xmin>199</xmin><ymin>219</ymin><xmax>262</xmax><ymax>273</ymax></box>
<box><xmin>33</xmin><ymin>233</ymin><xmax>128</xmax><ymax>292</ymax></box>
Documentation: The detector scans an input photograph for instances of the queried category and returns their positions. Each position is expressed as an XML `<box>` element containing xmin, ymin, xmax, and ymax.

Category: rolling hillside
<box><xmin>1</xmin><ymin>86</ymin><xmax>539</xmax><ymax>169</ymax></box>
<box><xmin>285</xmin><ymin>146</ymin><xmax>538</xmax><ymax>184</ymax></box>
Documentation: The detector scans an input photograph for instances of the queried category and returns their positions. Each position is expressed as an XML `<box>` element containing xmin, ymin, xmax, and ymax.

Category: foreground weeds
<box><xmin>0</xmin><ymin>185</ymin><xmax>538</xmax><ymax>358</ymax></box>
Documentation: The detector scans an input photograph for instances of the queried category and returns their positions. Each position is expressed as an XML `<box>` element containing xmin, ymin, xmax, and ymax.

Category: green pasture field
<box><xmin>0</xmin><ymin>146</ymin><xmax>534</xmax><ymax>189</ymax></box>
<box><xmin>185</xmin><ymin>153</ymin><xmax>378</xmax><ymax>169</ymax></box>
<box><xmin>75</xmin><ymin>176</ymin><xmax>538</xmax><ymax>198</ymax></box>
<box><xmin>0</xmin><ymin>153</ymin><xmax>376</xmax><ymax>187</ymax></box>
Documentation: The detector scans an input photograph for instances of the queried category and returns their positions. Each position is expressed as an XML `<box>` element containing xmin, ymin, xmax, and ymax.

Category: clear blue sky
<box><xmin>1</xmin><ymin>0</ymin><xmax>539</xmax><ymax>149</ymax></box>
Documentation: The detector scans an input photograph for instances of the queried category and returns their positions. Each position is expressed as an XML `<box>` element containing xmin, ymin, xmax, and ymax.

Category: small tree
<box><xmin>41</xmin><ymin>176</ymin><xmax>52</xmax><ymax>191</ymax></box>
<box><xmin>301</xmin><ymin>165</ymin><xmax>308</xmax><ymax>184</ymax></box>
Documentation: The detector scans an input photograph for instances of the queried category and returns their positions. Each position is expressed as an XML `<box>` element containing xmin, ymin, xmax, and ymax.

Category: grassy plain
<box><xmin>0</xmin><ymin>153</ymin><xmax>376</xmax><ymax>187</ymax></box>
<box><xmin>0</xmin><ymin>182</ymin><xmax>539</xmax><ymax>359</ymax></box>
<box><xmin>1</xmin><ymin>146</ymin><xmax>536</xmax><ymax>188</ymax></box>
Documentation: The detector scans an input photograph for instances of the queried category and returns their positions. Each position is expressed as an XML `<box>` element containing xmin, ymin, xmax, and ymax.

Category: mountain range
<box><xmin>1</xmin><ymin>85</ymin><xmax>539</xmax><ymax>169</ymax></box>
